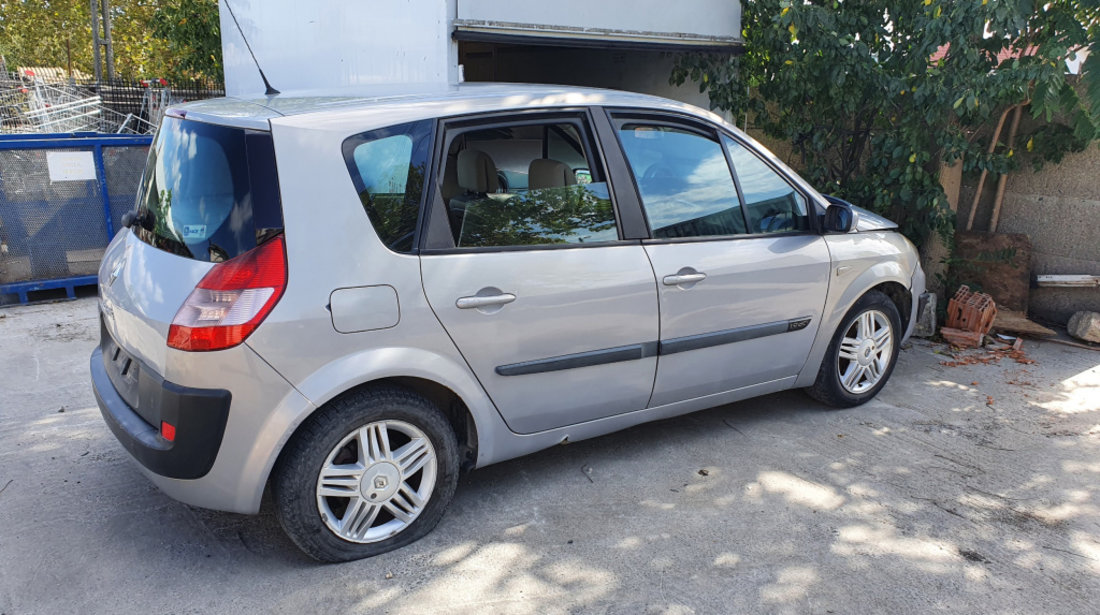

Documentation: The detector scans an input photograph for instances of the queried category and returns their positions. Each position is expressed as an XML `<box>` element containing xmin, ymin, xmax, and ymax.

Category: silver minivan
<box><xmin>91</xmin><ymin>83</ymin><xmax>928</xmax><ymax>561</ymax></box>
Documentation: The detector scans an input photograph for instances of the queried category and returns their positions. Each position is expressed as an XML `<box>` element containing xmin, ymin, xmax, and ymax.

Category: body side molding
<box><xmin>496</xmin><ymin>317</ymin><xmax>813</xmax><ymax>376</ymax></box>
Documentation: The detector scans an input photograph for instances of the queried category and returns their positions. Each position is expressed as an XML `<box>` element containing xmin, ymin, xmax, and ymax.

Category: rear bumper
<box><xmin>91</xmin><ymin>347</ymin><xmax>231</xmax><ymax>480</ymax></box>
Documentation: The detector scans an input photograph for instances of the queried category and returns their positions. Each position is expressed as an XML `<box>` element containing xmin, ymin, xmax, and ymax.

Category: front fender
<box><xmin>794</xmin><ymin>232</ymin><xmax>917</xmax><ymax>388</ymax></box>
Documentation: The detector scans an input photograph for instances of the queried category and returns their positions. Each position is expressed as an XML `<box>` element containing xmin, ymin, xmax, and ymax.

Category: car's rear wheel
<box><xmin>272</xmin><ymin>385</ymin><xmax>459</xmax><ymax>562</ymax></box>
<box><xmin>807</xmin><ymin>290</ymin><xmax>901</xmax><ymax>407</ymax></box>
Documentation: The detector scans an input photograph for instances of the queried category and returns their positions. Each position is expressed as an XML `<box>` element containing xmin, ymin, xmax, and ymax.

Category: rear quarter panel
<box><xmin>244</xmin><ymin>118</ymin><xmax>510</xmax><ymax>471</ymax></box>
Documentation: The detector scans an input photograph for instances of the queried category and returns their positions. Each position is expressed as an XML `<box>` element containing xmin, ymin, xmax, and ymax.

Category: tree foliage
<box><xmin>151</xmin><ymin>0</ymin><xmax>221</xmax><ymax>81</ymax></box>
<box><xmin>673</xmin><ymin>0</ymin><xmax>1100</xmax><ymax>246</ymax></box>
<box><xmin>0</xmin><ymin>0</ymin><xmax>221</xmax><ymax>82</ymax></box>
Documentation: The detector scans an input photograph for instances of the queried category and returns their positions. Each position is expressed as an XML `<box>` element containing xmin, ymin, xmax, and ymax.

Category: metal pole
<box><xmin>90</xmin><ymin>0</ymin><xmax>103</xmax><ymax>83</ymax></box>
<box><xmin>101</xmin><ymin>0</ymin><xmax>116</xmax><ymax>81</ymax></box>
<box><xmin>66</xmin><ymin>36</ymin><xmax>74</xmax><ymax>83</ymax></box>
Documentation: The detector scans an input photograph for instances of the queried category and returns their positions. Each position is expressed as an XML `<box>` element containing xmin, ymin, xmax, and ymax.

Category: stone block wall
<box><xmin>960</xmin><ymin>144</ymin><xmax>1100</xmax><ymax>324</ymax></box>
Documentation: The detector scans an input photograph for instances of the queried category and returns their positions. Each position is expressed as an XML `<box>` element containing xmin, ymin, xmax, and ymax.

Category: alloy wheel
<box><xmin>836</xmin><ymin>309</ymin><xmax>894</xmax><ymax>395</ymax></box>
<box><xmin>315</xmin><ymin>420</ymin><xmax>437</xmax><ymax>543</ymax></box>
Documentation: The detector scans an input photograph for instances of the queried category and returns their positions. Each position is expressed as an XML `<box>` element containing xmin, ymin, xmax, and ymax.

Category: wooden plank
<box><xmin>1035</xmin><ymin>274</ymin><xmax>1100</xmax><ymax>288</ymax></box>
<box><xmin>993</xmin><ymin>309</ymin><xmax>1056</xmax><ymax>338</ymax></box>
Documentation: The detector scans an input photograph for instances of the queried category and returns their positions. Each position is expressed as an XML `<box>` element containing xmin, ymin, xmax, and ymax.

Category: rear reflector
<box><xmin>161</xmin><ymin>421</ymin><xmax>177</xmax><ymax>442</ymax></box>
<box><xmin>168</xmin><ymin>235</ymin><xmax>287</xmax><ymax>352</ymax></box>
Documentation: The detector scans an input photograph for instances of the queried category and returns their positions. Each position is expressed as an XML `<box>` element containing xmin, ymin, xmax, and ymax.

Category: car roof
<box><xmin>168</xmin><ymin>82</ymin><xmax>723</xmax><ymax>132</ymax></box>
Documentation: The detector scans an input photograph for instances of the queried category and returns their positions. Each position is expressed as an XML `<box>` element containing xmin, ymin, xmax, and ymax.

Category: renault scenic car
<box><xmin>91</xmin><ymin>83</ymin><xmax>928</xmax><ymax>561</ymax></box>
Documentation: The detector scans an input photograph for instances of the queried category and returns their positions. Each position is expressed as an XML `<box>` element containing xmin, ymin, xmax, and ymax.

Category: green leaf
<box><xmin>1083</xmin><ymin>40</ymin><xmax>1100</xmax><ymax>115</ymax></box>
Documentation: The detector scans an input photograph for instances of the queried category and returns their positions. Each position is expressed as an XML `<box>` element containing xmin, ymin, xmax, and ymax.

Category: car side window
<box><xmin>342</xmin><ymin>119</ymin><xmax>434</xmax><ymax>253</ymax></box>
<box><xmin>722</xmin><ymin>135</ymin><xmax>811</xmax><ymax>234</ymax></box>
<box><xmin>616</xmin><ymin>122</ymin><xmax>746</xmax><ymax>239</ymax></box>
<box><xmin>439</xmin><ymin>120</ymin><xmax>618</xmax><ymax>248</ymax></box>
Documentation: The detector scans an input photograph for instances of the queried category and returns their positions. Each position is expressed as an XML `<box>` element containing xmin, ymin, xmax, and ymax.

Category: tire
<box><xmin>806</xmin><ymin>290</ymin><xmax>902</xmax><ymax>408</ymax></box>
<box><xmin>272</xmin><ymin>385</ymin><xmax>459</xmax><ymax>562</ymax></box>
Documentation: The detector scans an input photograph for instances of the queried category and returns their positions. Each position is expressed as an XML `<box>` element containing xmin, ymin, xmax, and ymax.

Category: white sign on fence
<box><xmin>46</xmin><ymin>152</ymin><xmax>97</xmax><ymax>182</ymax></box>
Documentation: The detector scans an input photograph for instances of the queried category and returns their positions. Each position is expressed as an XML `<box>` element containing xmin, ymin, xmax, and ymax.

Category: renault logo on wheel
<box><xmin>373</xmin><ymin>476</ymin><xmax>388</xmax><ymax>490</ymax></box>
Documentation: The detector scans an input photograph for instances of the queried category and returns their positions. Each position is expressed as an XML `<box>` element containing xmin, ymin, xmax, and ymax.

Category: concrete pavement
<box><xmin>1</xmin><ymin>297</ymin><xmax>1099</xmax><ymax>614</ymax></box>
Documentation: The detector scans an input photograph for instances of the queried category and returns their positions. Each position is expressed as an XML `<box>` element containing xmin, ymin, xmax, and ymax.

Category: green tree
<box><xmin>150</xmin><ymin>0</ymin><xmax>221</xmax><ymax>82</ymax></box>
<box><xmin>0</xmin><ymin>1</ymin><xmax>93</xmax><ymax>75</ymax></box>
<box><xmin>673</xmin><ymin>0</ymin><xmax>1100</xmax><ymax>247</ymax></box>
<box><xmin>0</xmin><ymin>0</ymin><xmax>221</xmax><ymax>82</ymax></box>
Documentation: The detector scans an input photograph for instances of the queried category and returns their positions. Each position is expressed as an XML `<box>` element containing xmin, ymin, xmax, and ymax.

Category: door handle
<box><xmin>456</xmin><ymin>293</ymin><xmax>516</xmax><ymax>309</ymax></box>
<box><xmin>663</xmin><ymin>272</ymin><xmax>707</xmax><ymax>286</ymax></box>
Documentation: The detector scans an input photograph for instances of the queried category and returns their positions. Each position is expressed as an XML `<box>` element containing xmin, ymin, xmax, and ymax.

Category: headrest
<box><xmin>457</xmin><ymin>149</ymin><xmax>499</xmax><ymax>194</ymax></box>
<box><xmin>528</xmin><ymin>159</ymin><xmax>577</xmax><ymax>190</ymax></box>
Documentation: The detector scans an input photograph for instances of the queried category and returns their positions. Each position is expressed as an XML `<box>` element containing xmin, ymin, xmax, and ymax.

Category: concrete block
<box><xmin>1067</xmin><ymin>311</ymin><xmax>1100</xmax><ymax>343</ymax></box>
<box><xmin>913</xmin><ymin>293</ymin><xmax>937</xmax><ymax>338</ymax></box>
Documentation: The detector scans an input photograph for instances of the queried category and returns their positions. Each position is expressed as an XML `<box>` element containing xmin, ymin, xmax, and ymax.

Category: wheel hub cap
<box><xmin>361</xmin><ymin>463</ymin><xmax>400</xmax><ymax>501</ymax></box>
<box><xmin>857</xmin><ymin>339</ymin><xmax>875</xmax><ymax>366</ymax></box>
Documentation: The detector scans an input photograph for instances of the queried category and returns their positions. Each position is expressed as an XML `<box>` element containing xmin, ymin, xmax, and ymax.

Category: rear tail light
<box><xmin>167</xmin><ymin>235</ymin><xmax>287</xmax><ymax>351</ymax></box>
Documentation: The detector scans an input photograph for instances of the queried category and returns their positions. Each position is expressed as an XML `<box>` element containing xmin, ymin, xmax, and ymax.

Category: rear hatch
<box><xmin>99</xmin><ymin>113</ymin><xmax>284</xmax><ymax>381</ymax></box>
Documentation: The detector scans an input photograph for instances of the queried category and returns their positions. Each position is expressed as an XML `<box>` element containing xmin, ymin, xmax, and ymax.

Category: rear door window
<box><xmin>133</xmin><ymin>116</ymin><xmax>283</xmax><ymax>262</ymax></box>
<box><xmin>436</xmin><ymin>118</ymin><xmax>619</xmax><ymax>249</ymax></box>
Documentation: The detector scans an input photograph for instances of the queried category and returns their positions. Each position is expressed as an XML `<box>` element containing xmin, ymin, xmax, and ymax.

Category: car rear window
<box><xmin>132</xmin><ymin>116</ymin><xmax>283</xmax><ymax>262</ymax></box>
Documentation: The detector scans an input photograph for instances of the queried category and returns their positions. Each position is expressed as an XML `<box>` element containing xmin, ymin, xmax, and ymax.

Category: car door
<box><xmin>604</xmin><ymin>110</ymin><xmax>831</xmax><ymax>407</ymax></box>
<box><xmin>419</xmin><ymin>111</ymin><xmax>659</xmax><ymax>434</ymax></box>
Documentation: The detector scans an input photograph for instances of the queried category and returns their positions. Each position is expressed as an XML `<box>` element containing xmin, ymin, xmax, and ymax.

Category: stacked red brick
<box><xmin>941</xmin><ymin>286</ymin><xmax>997</xmax><ymax>348</ymax></box>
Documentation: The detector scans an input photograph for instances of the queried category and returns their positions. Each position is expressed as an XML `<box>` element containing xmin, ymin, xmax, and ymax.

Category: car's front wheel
<box><xmin>807</xmin><ymin>290</ymin><xmax>902</xmax><ymax>407</ymax></box>
<box><xmin>272</xmin><ymin>385</ymin><xmax>459</xmax><ymax>562</ymax></box>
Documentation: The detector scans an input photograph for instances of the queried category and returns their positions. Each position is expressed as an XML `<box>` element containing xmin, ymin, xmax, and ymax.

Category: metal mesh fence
<box><xmin>0</xmin><ymin>147</ymin><xmax>107</xmax><ymax>282</ymax></box>
<box><xmin>103</xmin><ymin>145</ymin><xmax>150</xmax><ymax>233</ymax></box>
<box><xmin>0</xmin><ymin>135</ymin><xmax>151</xmax><ymax>297</ymax></box>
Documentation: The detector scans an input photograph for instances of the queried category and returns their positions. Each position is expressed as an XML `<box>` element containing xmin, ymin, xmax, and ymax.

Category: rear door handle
<box><xmin>663</xmin><ymin>272</ymin><xmax>707</xmax><ymax>286</ymax></box>
<box><xmin>456</xmin><ymin>293</ymin><xmax>516</xmax><ymax>309</ymax></box>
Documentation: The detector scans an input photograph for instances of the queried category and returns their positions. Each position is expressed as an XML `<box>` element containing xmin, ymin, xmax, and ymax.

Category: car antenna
<box><xmin>223</xmin><ymin>0</ymin><xmax>280</xmax><ymax>96</ymax></box>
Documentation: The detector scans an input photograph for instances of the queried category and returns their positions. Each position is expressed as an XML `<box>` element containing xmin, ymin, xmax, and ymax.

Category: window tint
<box><xmin>441</xmin><ymin>121</ymin><xmax>618</xmax><ymax>248</ymax></box>
<box><xmin>133</xmin><ymin>117</ymin><xmax>283</xmax><ymax>262</ymax></box>
<box><xmin>723</xmin><ymin>135</ymin><xmax>810</xmax><ymax>234</ymax></box>
<box><xmin>343</xmin><ymin>120</ymin><xmax>433</xmax><ymax>253</ymax></box>
<box><xmin>617</xmin><ymin>124</ymin><xmax>745</xmax><ymax>238</ymax></box>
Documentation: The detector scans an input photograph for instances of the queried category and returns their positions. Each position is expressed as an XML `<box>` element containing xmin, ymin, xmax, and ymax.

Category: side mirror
<box><xmin>823</xmin><ymin>196</ymin><xmax>857</xmax><ymax>233</ymax></box>
<box><xmin>121</xmin><ymin>211</ymin><xmax>136</xmax><ymax>229</ymax></box>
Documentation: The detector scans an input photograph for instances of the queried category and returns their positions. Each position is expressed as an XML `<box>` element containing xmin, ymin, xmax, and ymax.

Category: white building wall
<box><xmin>219</xmin><ymin>0</ymin><xmax>739</xmax><ymax>104</ymax></box>
<box><xmin>456</xmin><ymin>0</ymin><xmax>741</xmax><ymax>43</ymax></box>
<box><xmin>219</xmin><ymin>0</ymin><xmax>458</xmax><ymax>96</ymax></box>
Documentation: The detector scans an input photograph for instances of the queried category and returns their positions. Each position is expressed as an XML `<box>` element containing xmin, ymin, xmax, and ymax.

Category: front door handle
<box><xmin>663</xmin><ymin>272</ymin><xmax>707</xmax><ymax>286</ymax></box>
<box><xmin>456</xmin><ymin>293</ymin><xmax>516</xmax><ymax>310</ymax></box>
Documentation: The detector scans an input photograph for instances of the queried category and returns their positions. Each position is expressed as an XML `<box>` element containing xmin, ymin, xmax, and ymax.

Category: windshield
<box><xmin>132</xmin><ymin>116</ymin><xmax>283</xmax><ymax>262</ymax></box>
